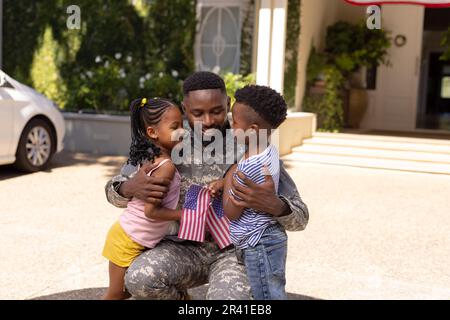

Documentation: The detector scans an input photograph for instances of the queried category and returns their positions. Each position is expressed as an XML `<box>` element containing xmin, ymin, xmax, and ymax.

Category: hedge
<box><xmin>3</xmin><ymin>0</ymin><xmax>197</xmax><ymax>113</ymax></box>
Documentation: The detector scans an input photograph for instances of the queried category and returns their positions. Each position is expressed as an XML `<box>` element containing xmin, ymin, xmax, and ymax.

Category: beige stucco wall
<box><xmin>276</xmin><ymin>112</ymin><xmax>316</xmax><ymax>156</ymax></box>
<box><xmin>294</xmin><ymin>0</ymin><xmax>365</xmax><ymax>111</ymax></box>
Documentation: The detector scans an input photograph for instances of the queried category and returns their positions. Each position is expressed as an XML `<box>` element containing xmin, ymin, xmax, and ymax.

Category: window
<box><xmin>441</xmin><ymin>77</ymin><xmax>450</xmax><ymax>99</ymax></box>
<box><xmin>196</xmin><ymin>5</ymin><xmax>242</xmax><ymax>73</ymax></box>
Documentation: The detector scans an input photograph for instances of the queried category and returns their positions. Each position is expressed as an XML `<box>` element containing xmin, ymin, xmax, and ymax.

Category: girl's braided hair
<box><xmin>128</xmin><ymin>97</ymin><xmax>179</xmax><ymax>166</ymax></box>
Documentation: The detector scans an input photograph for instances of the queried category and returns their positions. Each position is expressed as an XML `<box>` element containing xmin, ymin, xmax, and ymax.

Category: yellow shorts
<box><xmin>102</xmin><ymin>221</ymin><xmax>145</xmax><ymax>268</ymax></box>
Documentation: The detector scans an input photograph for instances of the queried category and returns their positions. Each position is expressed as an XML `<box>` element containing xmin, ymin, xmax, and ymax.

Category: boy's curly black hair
<box><xmin>234</xmin><ymin>85</ymin><xmax>287</xmax><ymax>128</ymax></box>
<box><xmin>183</xmin><ymin>71</ymin><xmax>226</xmax><ymax>95</ymax></box>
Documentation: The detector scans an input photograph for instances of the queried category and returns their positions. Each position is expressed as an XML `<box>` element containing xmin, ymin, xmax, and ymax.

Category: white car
<box><xmin>0</xmin><ymin>70</ymin><xmax>65</xmax><ymax>172</ymax></box>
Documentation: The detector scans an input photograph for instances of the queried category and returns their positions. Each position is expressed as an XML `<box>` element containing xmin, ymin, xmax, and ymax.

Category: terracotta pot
<box><xmin>348</xmin><ymin>88</ymin><xmax>368</xmax><ymax>129</ymax></box>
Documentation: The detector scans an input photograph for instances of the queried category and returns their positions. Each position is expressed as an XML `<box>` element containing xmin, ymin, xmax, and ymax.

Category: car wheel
<box><xmin>15</xmin><ymin>119</ymin><xmax>55</xmax><ymax>172</ymax></box>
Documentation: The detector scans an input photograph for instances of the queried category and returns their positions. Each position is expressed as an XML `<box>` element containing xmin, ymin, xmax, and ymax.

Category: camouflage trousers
<box><xmin>124</xmin><ymin>239</ymin><xmax>252</xmax><ymax>300</ymax></box>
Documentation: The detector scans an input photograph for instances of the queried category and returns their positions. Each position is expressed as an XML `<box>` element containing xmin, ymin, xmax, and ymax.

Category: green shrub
<box><xmin>283</xmin><ymin>0</ymin><xmax>301</xmax><ymax>109</ymax></box>
<box><xmin>303</xmin><ymin>66</ymin><xmax>344</xmax><ymax>132</ymax></box>
<box><xmin>240</xmin><ymin>0</ymin><xmax>255</xmax><ymax>76</ymax></box>
<box><xmin>306</xmin><ymin>47</ymin><xmax>327</xmax><ymax>85</ymax></box>
<box><xmin>441</xmin><ymin>27</ymin><xmax>450</xmax><ymax>61</ymax></box>
<box><xmin>30</xmin><ymin>26</ymin><xmax>68</xmax><ymax>109</ymax></box>
<box><xmin>222</xmin><ymin>72</ymin><xmax>256</xmax><ymax>107</ymax></box>
<box><xmin>325</xmin><ymin>21</ymin><xmax>391</xmax><ymax>75</ymax></box>
<box><xmin>3</xmin><ymin>0</ymin><xmax>197</xmax><ymax>113</ymax></box>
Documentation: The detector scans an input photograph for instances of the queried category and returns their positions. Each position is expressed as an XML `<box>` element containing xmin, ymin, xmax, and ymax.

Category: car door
<box><xmin>0</xmin><ymin>75</ymin><xmax>15</xmax><ymax>158</ymax></box>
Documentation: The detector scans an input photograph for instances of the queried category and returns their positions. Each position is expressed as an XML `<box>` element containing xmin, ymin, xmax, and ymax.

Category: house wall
<box><xmin>336</xmin><ymin>1</ymin><xmax>366</xmax><ymax>23</ymax></box>
<box><xmin>359</xmin><ymin>5</ymin><xmax>425</xmax><ymax>131</ymax></box>
<box><xmin>295</xmin><ymin>0</ymin><xmax>365</xmax><ymax>111</ymax></box>
<box><xmin>276</xmin><ymin>112</ymin><xmax>316</xmax><ymax>155</ymax></box>
<box><xmin>295</xmin><ymin>2</ymin><xmax>429</xmax><ymax>132</ymax></box>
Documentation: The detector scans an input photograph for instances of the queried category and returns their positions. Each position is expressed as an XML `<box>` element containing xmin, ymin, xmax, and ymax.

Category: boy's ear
<box><xmin>249</xmin><ymin>123</ymin><xmax>259</xmax><ymax>132</ymax></box>
<box><xmin>146</xmin><ymin>126</ymin><xmax>158</xmax><ymax>140</ymax></box>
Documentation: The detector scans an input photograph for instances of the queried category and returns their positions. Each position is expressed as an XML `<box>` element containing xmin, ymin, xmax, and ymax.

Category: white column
<box><xmin>256</xmin><ymin>0</ymin><xmax>272</xmax><ymax>86</ymax></box>
<box><xmin>255</xmin><ymin>0</ymin><xmax>287</xmax><ymax>94</ymax></box>
<box><xmin>0</xmin><ymin>0</ymin><xmax>3</xmax><ymax>69</ymax></box>
<box><xmin>269</xmin><ymin>0</ymin><xmax>287</xmax><ymax>94</ymax></box>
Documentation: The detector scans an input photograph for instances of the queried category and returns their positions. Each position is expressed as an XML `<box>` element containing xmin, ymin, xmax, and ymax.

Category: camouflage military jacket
<box><xmin>105</xmin><ymin>119</ymin><xmax>309</xmax><ymax>232</ymax></box>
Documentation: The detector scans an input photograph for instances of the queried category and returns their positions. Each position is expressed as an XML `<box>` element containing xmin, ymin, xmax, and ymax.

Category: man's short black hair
<box><xmin>234</xmin><ymin>85</ymin><xmax>287</xmax><ymax>128</ymax></box>
<box><xmin>183</xmin><ymin>71</ymin><xmax>226</xmax><ymax>95</ymax></box>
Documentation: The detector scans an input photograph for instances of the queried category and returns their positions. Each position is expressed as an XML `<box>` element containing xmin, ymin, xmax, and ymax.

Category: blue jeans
<box><xmin>242</xmin><ymin>224</ymin><xmax>288</xmax><ymax>300</ymax></box>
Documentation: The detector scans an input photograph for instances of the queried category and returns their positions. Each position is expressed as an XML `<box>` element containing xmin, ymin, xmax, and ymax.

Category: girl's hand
<box><xmin>207</xmin><ymin>179</ymin><xmax>225</xmax><ymax>198</ymax></box>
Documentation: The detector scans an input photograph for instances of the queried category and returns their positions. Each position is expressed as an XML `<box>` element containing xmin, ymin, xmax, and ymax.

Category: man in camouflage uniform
<box><xmin>105</xmin><ymin>72</ymin><xmax>309</xmax><ymax>299</ymax></box>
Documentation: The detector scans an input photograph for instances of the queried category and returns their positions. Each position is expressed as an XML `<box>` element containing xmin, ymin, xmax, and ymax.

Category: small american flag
<box><xmin>178</xmin><ymin>185</ymin><xmax>231</xmax><ymax>249</ymax></box>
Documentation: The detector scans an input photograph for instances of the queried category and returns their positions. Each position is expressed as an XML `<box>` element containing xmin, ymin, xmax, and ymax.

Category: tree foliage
<box><xmin>441</xmin><ymin>27</ymin><xmax>450</xmax><ymax>62</ymax></box>
<box><xmin>3</xmin><ymin>0</ymin><xmax>197</xmax><ymax>113</ymax></box>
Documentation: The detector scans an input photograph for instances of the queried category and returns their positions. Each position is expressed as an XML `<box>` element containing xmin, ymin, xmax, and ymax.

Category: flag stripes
<box><xmin>178</xmin><ymin>185</ymin><xmax>231</xmax><ymax>249</ymax></box>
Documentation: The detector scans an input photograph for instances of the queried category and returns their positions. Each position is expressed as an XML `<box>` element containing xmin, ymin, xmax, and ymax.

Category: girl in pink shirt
<box><xmin>102</xmin><ymin>97</ymin><xmax>184</xmax><ymax>300</ymax></box>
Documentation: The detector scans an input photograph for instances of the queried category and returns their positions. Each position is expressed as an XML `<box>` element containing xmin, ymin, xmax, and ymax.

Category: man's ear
<box><xmin>181</xmin><ymin>98</ymin><xmax>187</xmax><ymax>114</ymax></box>
<box><xmin>226</xmin><ymin>96</ymin><xmax>231</xmax><ymax>113</ymax></box>
<box><xmin>146</xmin><ymin>126</ymin><xmax>158</xmax><ymax>140</ymax></box>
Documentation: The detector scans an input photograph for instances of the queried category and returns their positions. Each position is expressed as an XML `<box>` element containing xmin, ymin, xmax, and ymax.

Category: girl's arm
<box><xmin>147</xmin><ymin>207</ymin><xmax>182</xmax><ymax>221</ymax></box>
<box><xmin>144</xmin><ymin>161</ymin><xmax>179</xmax><ymax>221</ymax></box>
<box><xmin>222</xmin><ymin>164</ymin><xmax>245</xmax><ymax>220</ymax></box>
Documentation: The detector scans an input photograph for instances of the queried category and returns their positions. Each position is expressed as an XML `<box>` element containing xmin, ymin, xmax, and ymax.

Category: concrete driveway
<box><xmin>1</xmin><ymin>151</ymin><xmax>450</xmax><ymax>300</ymax></box>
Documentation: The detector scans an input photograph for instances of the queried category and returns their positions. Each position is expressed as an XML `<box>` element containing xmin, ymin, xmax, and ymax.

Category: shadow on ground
<box><xmin>31</xmin><ymin>285</ymin><xmax>318</xmax><ymax>300</ymax></box>
<box><xmin>50</xmin><ymin>151</ymin><xmax>126</xmax><ymax>178</ymax></box>
<box><xmin>0</xmin><ymin>151</ymin><xmax>126</xmax><ymax>182</ymax></box>
<box><xmin>281</xmin><ymin>159</ymin><xmax>303</xmax><ymax>171</ymax></box>
<box><xmin>0</xmin><ymin>164</ymin><xmax>22</xmax><ymax>181</ymax></box>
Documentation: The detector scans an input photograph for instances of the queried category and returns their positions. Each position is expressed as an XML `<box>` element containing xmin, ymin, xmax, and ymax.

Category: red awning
<box><xmin>345</xmin><ymin>0</ymin><xmax>450</xmax><ymax>7</ymax></box>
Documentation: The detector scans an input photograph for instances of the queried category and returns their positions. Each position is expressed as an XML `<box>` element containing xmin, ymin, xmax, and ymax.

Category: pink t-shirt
<box><xmin>119</xmin><ymin>159</ymin><xmax>181</xmax><ymax>248</ymax></box>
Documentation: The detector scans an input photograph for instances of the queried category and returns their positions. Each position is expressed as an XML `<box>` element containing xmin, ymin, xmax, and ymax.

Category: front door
<box><xmin>417</xmin><ymin>8</ymin><xmax>450</xmax><ymax>131</ymax></box>
<box><xmin>423</xmin><ymin>53</ymin><xmax>450</xmax><ymax>126</ymax></box>
<box><xmin>374</xmin><ymin>5</ymin><xmax>424</xmax><ymax>131</ymax></box>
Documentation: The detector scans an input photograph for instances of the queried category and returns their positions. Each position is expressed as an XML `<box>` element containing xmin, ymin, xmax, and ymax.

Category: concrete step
<box><xmin>314</xmin><ymin>132</ymin><xmax>450</xmax><ymax>146</ymax></box>
<box><xmin>283</xmin><ymin>152</ymin><xmax>450</xmax><ymax>175</ymax></box>
<box><xmin>294</xmin><ymin>144</ymin><xmax>450</xmax><ymax>164</ymax></box>
<box><xmin>302</xmin><ymin>137</ymin><xmax>450</xmax><ymax>154</ymax></box>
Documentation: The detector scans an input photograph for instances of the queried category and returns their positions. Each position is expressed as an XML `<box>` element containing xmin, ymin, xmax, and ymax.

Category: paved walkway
<box><xmin>1</xmin><ymin>151</ymin><xmax>449</xmax><ymax>299</ymax></box>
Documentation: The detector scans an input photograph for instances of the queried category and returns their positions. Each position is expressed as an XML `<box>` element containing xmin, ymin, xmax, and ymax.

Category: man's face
<box><xmin>182</xmin><ymin>89</ymin><xmax>230</xmax><ymax>135</ymax></box>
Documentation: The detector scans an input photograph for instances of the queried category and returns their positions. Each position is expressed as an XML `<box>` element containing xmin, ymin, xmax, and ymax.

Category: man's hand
<box><xmin>230</xmin><ymin>168</ymin><xmax>291</xmax><ymax>217</ymax></box>
<box><xmin>119</xmin><ymin>162</ymin><xmax>171</xmax><ymax>205</ymax></box>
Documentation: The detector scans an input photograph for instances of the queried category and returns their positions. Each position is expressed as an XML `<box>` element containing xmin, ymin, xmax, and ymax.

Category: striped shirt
<box><xmin>229</xmin><ymin>144</ymin><xmax>280</xmax><ymax>249</ymax></box>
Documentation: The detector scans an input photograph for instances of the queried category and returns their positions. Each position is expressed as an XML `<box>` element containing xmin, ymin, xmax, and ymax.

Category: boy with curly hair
<box><xmin>222</xmin><ymin>85</ymin><xmax>289</xmax><ymax>300</ymax></box>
